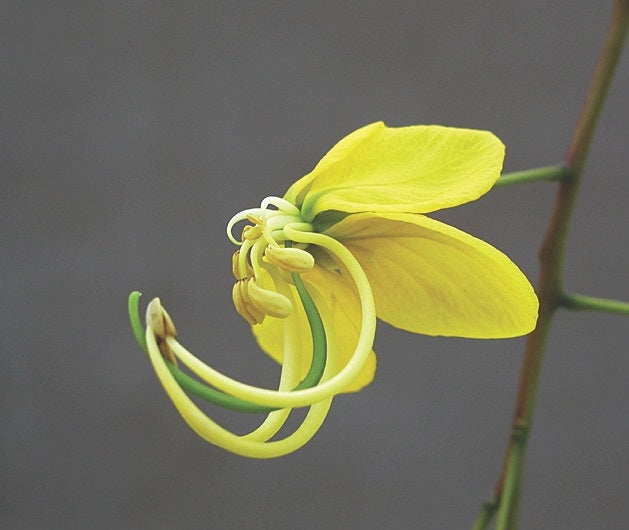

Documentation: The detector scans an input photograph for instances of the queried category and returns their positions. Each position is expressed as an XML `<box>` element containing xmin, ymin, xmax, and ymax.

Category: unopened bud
<box><xmin>265</xmin><ymin>245</ymin><xmax>314</xmax><ymax>273</ymax></box>
<box><xmin>146</xmin><ymin>298</ymin><xmax>177</xmax><ymax>339</ymax></box>
<box><xmin>145</xmin><ymin>298</ymin><xmax>178</xmax><ymax>362</ymax></box>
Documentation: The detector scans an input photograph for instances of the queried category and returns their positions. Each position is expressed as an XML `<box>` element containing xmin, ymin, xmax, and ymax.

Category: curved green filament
<box><xmin>128</xmin><ymin>290</ymin><xmax>147</xmax><ymax>351</ymax></box>
<box><xmin>165</xmin><ymin>363</ymin><xmax>273</xmax><ymax>413</ymax></box>
<box><xmin>127</xmin><ymin>268</ymin><xmax>326</xmax><ymax>413</ymax></box>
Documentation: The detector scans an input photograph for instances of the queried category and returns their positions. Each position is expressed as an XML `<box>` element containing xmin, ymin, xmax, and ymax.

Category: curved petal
<box><xmin>252</xmin><ymin>258</ymin><xmax>377</xmax><ymax>394</ymax></box>
<box><xmin>326</xmin><ymin>212</ymin><xmax>538</xmax><ymax>338</ymax></box>
<box><xmin>284</xmin><ymin>122</ymin><xmax>383</xmax><ymax>209</ymax></box>
<box><xmin>284</xmin><ymin>122</ymin><xmax>505</xmax><ymax>221</ymax></box>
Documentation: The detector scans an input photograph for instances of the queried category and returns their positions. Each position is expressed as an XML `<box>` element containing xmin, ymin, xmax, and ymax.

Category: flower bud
<box><xmin>145</xmin><ymin>298</ymin><xmax>178</xmax><ymax>362</ymax></box>
<box><xmin>265</xmin><ymin>245</ymin><xmax>314</xmax><ymax>273</ymax></box>
<box><xmin>146</xmin><ymin>298</ymin><xmax>177</xmax><ymax>339</ymax></box>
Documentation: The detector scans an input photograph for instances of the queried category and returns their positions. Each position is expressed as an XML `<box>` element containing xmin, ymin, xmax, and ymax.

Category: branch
<box><xmin>483</xmin><ymin>2</ymin><xmax>629</xmax><ymax>528</ymax></box>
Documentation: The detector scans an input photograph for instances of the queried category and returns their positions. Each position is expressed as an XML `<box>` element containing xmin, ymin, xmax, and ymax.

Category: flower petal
<box><xmin>252</xmin><ymin>260</ymin><xmax>377</xmax><ymax>393</ymax></box>
<box><xmin>283</xmin><ymin>122</ymin><xmax>383</xmax><ymax>210</ymax></box>
<box><xmin>284</xmin><ymin>122</ymin><xmax>505</xmax><ymax>221</ymax></box>
<box><xmin>326</xmin><ymin>212</ymin><xmax>538</xmax><ymax>338</ymax></box>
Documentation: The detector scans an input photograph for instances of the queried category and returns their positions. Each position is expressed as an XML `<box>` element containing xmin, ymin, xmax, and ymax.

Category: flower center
<box><xmin>227</xmin><ymin>196</ymin><xmax>315</xmax><ymax>324</ymax></box>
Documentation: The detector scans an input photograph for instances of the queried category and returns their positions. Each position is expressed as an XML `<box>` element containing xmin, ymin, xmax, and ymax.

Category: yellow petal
<box><xmin>283</xmin><ymin>122</ymin><xmax>383</xmax><ymax>209</ymax></box>
<box><xmin>252</xmin><ymin>260</ymin><xmax>377</xmax><ymax>393</ymax></box>
<box><xmin>284</xmin><ymin>122</ymin><xmax>505</xmax><ymax>221</ymax></box>
<box><xmin>326</xmin><ymin>212</ymin><xmax>538</xmax><ymax>338</ymax></box>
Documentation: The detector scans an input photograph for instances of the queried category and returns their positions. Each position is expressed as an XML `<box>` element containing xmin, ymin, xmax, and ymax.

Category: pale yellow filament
<box><xmin>145</xmin><ymin>327</ymin><xmax>333</xmax><ymax>458</ymax></box>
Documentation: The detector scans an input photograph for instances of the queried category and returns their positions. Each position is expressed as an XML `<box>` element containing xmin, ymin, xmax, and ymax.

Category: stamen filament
<box><xmin>165</xmin><ymin>228</ymin><xmax>376</xmax><ymax>408</ymax></box>
<box><xmin>260</xmin><ymin>196</ymin><xmax>301</xmax><ymax>216</ymax></box>
<box><xmin>145</xmin><ymin>327</ymin><xmax>333</xmax><ymax>458</ymax></box>
<box><xmin>127</xmin><ymin>261</ymin><xmax>327</xmax><ymax>414</ymax></box>
<box><xmin>227</xmin><ymin>208</ymin><xmax>264</xmax><ymax>245</ymax></box>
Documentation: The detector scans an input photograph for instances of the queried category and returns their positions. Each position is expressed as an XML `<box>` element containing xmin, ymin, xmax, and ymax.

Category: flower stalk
<box><xmin>493</xmin><ymin>165</ymin><xmax>571</xmax><ymax>188</ymax></box>
<box><xmin>560</xmin><ymin>292</ymin><xmax>629</xmax><ymax>315</ymax></box>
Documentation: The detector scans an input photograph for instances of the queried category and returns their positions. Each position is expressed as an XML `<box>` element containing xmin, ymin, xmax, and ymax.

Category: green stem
<box><xmin>495</xmin><ymin>423</ymin><xmax>528</xmax><ymax>530</ymax></box>
<box><xmin>561</xmin><ymin>292</ymin><xmax>629</xmax><ymax>315</ymax></box>
<box><xmin>481</xmin><ymin>2</ymin><xmax>629</xmax><ymax>528</ymax></box>
<box><xmin>471</xmin><ymin>500</ymin><xmax>498</xmax><ymax>530</ymax></box>
<box><xmin>493</xmin><ymin>165</ymin><xmax>570</xmax><ymax>187</ymax></box>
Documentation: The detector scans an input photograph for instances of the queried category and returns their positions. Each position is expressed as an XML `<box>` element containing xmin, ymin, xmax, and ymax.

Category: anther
<box><xmin>265</xmin><ymin>245</ymin><xmax>315</xmax><ymax>273</ymax></box>
<box><xmin>242</xmin><ymin>224</ymin><xmax>262</xmax><ymax>241</ymax></box>
<box><xmin>246</xmin><ymin>278</ymin><xmax>292</xmax><ymax>319</ymax></box>
<box><xmin>232</xmin><ymin>280</ymin><xmax>264</xmax><ymax>325</ymax></box>
<box><xmin>232</xmin><ymin>251</ymin><xmax>241</xmax><ymax>280</ymax></box>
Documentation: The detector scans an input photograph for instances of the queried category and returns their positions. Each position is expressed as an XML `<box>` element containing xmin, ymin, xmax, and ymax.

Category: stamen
<box><xmin>238</xmin><ymin>238</ymin><xmax>255</xmax><ymax>278</ymax></box>
<box><xmin>134</xmin><ymin>272</ymin><xmax>334</xmax><ymax>457</ymax></box>
<box><xmin>232</xmin><ymin>280</ymin><xmax>262</xmax><ymax>325</ymax></box>
<box><xmin>239</xmin><ymin>280</ymin><xmax>266</xmax><ymax>324</ymax></box>
<box><xmin>167</xmin><ymin>227</ymin><xmax>376</xmax><ymax>409</ymax></box>
<box><xmin>227</xmin><ymin>208</ymin><xmax>264</xmax><ymax>245</ymax></box>
<box><xmin>242</xmin><ymin>224</ymin><xmax>262</xmax><ymax>241</ymax></box>
<box><xmin>246</xmin><ymin>277</ymin><xmax>292</xmax><ymax>318</ymax></box>
<box><xmin>231</xmin><ymin>251</ymin><xmax>241</xmax><ymax>280</ymax></box>
<box><xmin>146</xmin><ymin>324</ymin><xmax>334</xmax><ymax>457</ymax></box>
<box><xmin>265</xmin><ymin>245</ymin><xmax>315</xmax><ymax>273</ymax></box>
<box><xmin>246</xmin><ymin>213</ymin><xmax>262</xmax><ymax>225</ymax></box>
<box><xmin>260</xmin><ymin>196</ymin><xmax>301</xmax><ymax>216</ymax></box>
<box><xmin>127</xmin><ymin>273</ymin><xmax>326</xmax><ymax>417</ymax></box>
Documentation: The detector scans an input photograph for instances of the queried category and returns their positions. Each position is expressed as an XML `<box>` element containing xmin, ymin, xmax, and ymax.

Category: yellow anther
<box><xmin>240</xmin><ymin>279</ymin><xmax>266</xmax><ymax>323</ymax></box>
<box><xmin>265</xmin><ymin>245</ymin><xmax>315</xmax><ymax>273</ymax></box>
<box><xmin>242</xmin><ymin>224</ymin><xmax>263</xmax><ymax>241</ymax></box>
<box><xmin>232</xmin><ymin>280</ymin><xmax>264</xmax><ymax>325</ymax></box>
<box><xmin>232</xmin><ymin>251</ymin><xmax>241</xmax><ymax>280</ymax></box>
<box><xmin>246</xmin><ymin>277</ymin><xmax>292</xmax><ymax>319</ymax></box>
<box><xmin>246</xmin><ymin>213</ymin><xmax>262</xmax><ymax>225</ymax></box>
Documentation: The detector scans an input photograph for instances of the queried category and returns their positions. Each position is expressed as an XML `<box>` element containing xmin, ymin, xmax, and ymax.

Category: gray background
<box><xmin>3</xmin><ymin>1</ymin><xmax>628</xmax><ymax>528</ymax></box>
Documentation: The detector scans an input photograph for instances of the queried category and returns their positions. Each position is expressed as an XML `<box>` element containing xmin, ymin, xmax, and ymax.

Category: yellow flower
<box><xmin>137</xmin><ymin>121</ymin><xmax>538</xmax><ymax>459</ymax></box>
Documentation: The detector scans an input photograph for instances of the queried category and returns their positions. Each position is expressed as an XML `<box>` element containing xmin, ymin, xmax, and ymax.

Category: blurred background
<box><xmin>3</xmin><ymin>1</ymin><xmax>628</xmax><ymax>528</ymax></box>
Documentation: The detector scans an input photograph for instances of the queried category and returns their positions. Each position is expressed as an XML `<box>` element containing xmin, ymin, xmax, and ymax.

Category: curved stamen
<box><xmin>260</xmin><ymin>196</ymin><xmax>301</xmax><ymax>216</ymax></box>
<box><xmin>166</xmin><ymin>227</ymin><xmax>376</xmax><ymax>408</ymax></box>
<box><xmin>248</xmin><ymin>237</ymin><xmax>268</xmax><ymax>280</ymax></box>
<box><xmin>239</xmin><ymin>278</ymin><xmax>301</xmax><ymax>441</ymax></box>
<box><xmin>127</xmin><ymin>261</ymin><xmax>327</xmax><ymax>414</ymax></box>
<box><xmin>227</xmin><ymin>208</ymin><xmax>264</xmax><ymax>245</ymax></box>
<box><xmin>263</xmin><ymin>214</ymin><xmax>311</xmax><ymax>247</ymax></box>
<box><xmin>145</xmin><ymin>326</ymin><xmax>334</xmax><ymax>458</ymax></box>
<box><xmin>140</xmin><ymin>270</ymin><xmax>331</xmax><ymax>455</ymax></box>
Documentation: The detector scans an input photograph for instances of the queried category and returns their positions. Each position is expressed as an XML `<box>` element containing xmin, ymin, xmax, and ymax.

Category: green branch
<box><xmin>561</xmin><ymin>292</ymin><xmax>629</xmax><ymax>315</ymax></box>
<box><xmin>493</xmin><ymin>165</ymin><xmax>571</xmax><ymax>188</ymax></box>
